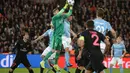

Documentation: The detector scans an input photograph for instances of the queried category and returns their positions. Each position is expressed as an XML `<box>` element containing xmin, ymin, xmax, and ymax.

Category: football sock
<box><xmin>40</xmin><ymin>65</ymin><xmax>44</xmax><ymax>73</ymax></box>
<box><xmin>52</xmin><ymin>67</ymin><xmax>57</xmax><ymax>73</ymax></box>
<box><xmin>55</xmin><ymin>52</ymin><xmax>60</xmax><ymax>64</ymax></box>
<box><xmin>110</xmin><ymin>67</ymin><xmax>112</xmax><ymax>73</ymax></box>
<box><xmin>65</xmin><ymin>51</ymin><xmax>70</xmax><ymax>65</ymax></box>
<box><xmin>75</xmin><ymin>68</ymin><xmax>81</xmax><ymax>73</ymax></box>
<box><xmin>120</xmin><ymin>66</ymin><xmax>123</xmax><ymax>73</ymax></box>
<box><xmin>29</xmin><ymin>69</ymin><xmax>34</xmax><ymax>73</ymax></box>
<box><xmin>64</xmin><ymin>66</ymin><xmax>69</xmax><ymax>72</ymax></box>
<box><xmin>44</xmin><ymin>51</ymin><xmax>53</xmax><ymax>61</ymax></box>
<box><xmin>103</xmin><ymin>70</ymin><xmax>106</xmax><ymax>73</ymax></box>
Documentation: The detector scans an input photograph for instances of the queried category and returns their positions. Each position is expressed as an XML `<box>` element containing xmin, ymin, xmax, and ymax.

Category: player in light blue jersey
<box><xmin>92</xmin><ymin>8</ymin><xmax>116</xmax><ymax>73</ymax></box>
<box><xmin>93</xmin><ymin>8</ymin><xmax>116</xmax><ymax>36</ymax></box>
<box><xmin>62</xmin><ymin>15</ymin><xmax>73</xmax><ymax>73</ymax></box>
<box><xmin>33</xmin><ymin>23</ymin><xmax>56</xmax><ymax>73</ymax></box>
<box><xmin>110</xmin><ymin>36</ymin><xmax>126</xmax><ymax>73</ymax></box>
<box><xmin>93</xmin><ymin>8</ymin><xmax>116</xmax><ymax>54</ymax></box>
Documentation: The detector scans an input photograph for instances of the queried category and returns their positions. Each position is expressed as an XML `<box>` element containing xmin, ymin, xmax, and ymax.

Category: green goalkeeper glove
<box><xmin>70</xmin><ymin>5</ymin><xmax>73</xmax><ymax>10</ymax></box>
<box><xmin>63</xmin><ymin>1</ymin><xmax>69</xmax><ymax>9</ymax></box>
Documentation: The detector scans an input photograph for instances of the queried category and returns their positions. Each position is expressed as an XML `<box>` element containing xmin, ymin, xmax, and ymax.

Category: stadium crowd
<box><xmin>0</xmin><ymin>0</ymin><xmax>130</xmax><ymax>55</ymax></box>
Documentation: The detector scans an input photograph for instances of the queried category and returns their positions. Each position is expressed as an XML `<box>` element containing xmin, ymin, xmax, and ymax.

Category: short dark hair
<box><xmin>53</xmin><ymin>5</ymin><xmax>60</xmax><ymax>13</ymax></box>
<box><xmin>53</xmin><ymin>8</ymin><xmax>59</xmax><ymax>13</ymax></box>
<box><xmin>97</xmin><ymin>8</ymin><xmax>104</xmax><ymax>18</ymax></box>
<box><xmin>86</xmin><ymin>20</ymin><xmax>94</xmax><ymax>29</ymax></box>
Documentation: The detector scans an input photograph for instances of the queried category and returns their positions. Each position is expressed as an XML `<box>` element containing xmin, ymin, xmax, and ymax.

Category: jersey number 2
<box><xmin>91</xmin><ymin>34</ymin><xmax>99</xmax><ymax>46</ymax></box>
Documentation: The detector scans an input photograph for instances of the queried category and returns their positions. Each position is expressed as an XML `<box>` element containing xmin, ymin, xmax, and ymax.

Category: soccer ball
<box><xmin>67</xmin><ymin>0</ymin><xmax>74</xmax><ymax>6</ymax></box>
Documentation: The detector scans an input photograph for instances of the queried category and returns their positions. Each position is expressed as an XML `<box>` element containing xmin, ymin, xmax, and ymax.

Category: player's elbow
<box><xmin>124</xmin><ymin>50</ymin><xmax>127</xmax><ymax>54</ymax></box>
<box><xmin>105</xmin><ymin>39</ymin><xmax>110</xmax><ymax>46</ymax></box>
<box><xmin>111</xmin><ymin>29</ymin><xmax>116</xmax><ymax>38</ymax></box>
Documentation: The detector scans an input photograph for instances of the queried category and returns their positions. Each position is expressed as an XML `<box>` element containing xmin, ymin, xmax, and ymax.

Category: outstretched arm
<box><xmin>33</xmin><ymin>36</ymin><xmax>44</xmax><ymax>43</ymax></box>
<box><xmin>70</xmin><ymin>29</ymin><xmax>77</xmax><ymax>38</ymax></box>
<box><xmin>111</xmin><ymin>48</ymin><xmax>113</xmax><ymax>57</ymax></box>
<box><xmin>33</xmin><ymin>30</ymin><xmax>49</xmax><ymax>43</ymax></box>
<box><xmin>122</xmin><ymin>49</ymin><xmax>126</xmax><ymax>58</ymax></box>
<box><xmin>63</xmin><ymin>6</ymin><xmax>73</xmax><ymax>18</ymax></box>
<box><xmin>77</xmin><ymin>36</ymin><xmax>84</xmax><ymax>60</ymax></box>
<box><xmin>54</xmin><ymin>3</ymin><xmax>69</xmax><ymax>18</ymax></box>
<box><xmin>107</xmin><ymin>22</ymin><xmax>117</xmax><ymax>38</ymax></box>
<box><xmin>110</xmin><ymin>28</ymin><xmax>117</xmax><ymax>39</ymax></box>
<box><xmin>121</xmin><ymin>44</ymin><xmax>127</xmax><ymax>58</ymax></box>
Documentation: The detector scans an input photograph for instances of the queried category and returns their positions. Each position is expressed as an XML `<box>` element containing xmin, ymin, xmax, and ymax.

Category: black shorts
<box><xmin>75</xmin><ymin>56</ymin><xmax>85</xmax><ymax>66</ymax></box>
<box><xmin>85</xmin><ymin>53</ymin><xmax>106</xmax><ymax>73</ymax></box>
<box><xmin>75</xmin><ymin>51</ymin><xmax>90</xmax><ymax>67</ymax></box>
<box><xmin>11</xmin><ymin>56</ymin><xmax>31</xmax><ymax>69</ymax></box>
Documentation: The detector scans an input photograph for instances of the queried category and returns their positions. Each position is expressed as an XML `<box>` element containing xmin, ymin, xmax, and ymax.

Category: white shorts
<box><xmin>62</xmin><ymin>36</ymin><xmax>72</xmax><ymax>50</ymax></box>
<box><xmin>41</xmin><ymin>46</ymin><xmax>56</xmax><ymax>59</ymax></box>
<box><xmin>110</xmin><ymin>57</ymin><xmax>123</xmax><ymax>65</ymax></box>
<box><xmin>100</xmin><ymin>42</ymin><xmax>106</xmax><ymax>54</ymax></box>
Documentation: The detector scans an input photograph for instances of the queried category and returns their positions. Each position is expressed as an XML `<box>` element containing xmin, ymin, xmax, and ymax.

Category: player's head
<box><xmin>64</xmin><ymin>9</ymin><xmax>73</xmax><ymax>21</ymax></box>
<box><xmin>86</xmin><ymin>20</ymin><xmax>94</xmax><ymax>29</ymax></box>
<box><xmin>96</xmin><ymin>8</ymin><xmax>104</xmax><ymax>18</ymax></box>
<box><xmin>68</xmin><ymin>15</ymin><xmax>73</xmax><ymax>21</ymax></box>
<box><xmin>23</xmin><ymin>29</ymin><xmax>29</xmax><ymax>41</ymax></box>
<box><xmin>53</xmin><ymin>7</ymin><xmax>59</xmax><ymax>15</ymax></box>
<box><xmin>116</xmin><ymin>36</ymin><xmax>122</xmax><ymax>43</ymax></box>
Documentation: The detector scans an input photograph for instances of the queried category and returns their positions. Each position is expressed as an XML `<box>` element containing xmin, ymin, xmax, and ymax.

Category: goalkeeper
<box><xmin>40</xmin><ymin>1</ymin><xmax>73</xmax><ymax>72</ymax></box>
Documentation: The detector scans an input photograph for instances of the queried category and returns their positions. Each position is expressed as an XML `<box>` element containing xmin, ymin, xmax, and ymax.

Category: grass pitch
<box><xmin>0</xmin><ymin>68</ymin><xmax>130</xmax><ymax>73</ymax></box>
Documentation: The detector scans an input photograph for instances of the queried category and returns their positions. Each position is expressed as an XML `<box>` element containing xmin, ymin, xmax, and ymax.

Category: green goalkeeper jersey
<box><xmin>52</xmin><ymin>8</ymin><xmax>72</xmax><ymax>37</ymax></box>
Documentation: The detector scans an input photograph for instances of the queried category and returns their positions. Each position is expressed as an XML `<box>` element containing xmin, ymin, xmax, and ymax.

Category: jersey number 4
<box><xmin>91</xmin><ymin>33</ymin><xmax>100</xmax><ymax>46</ymax></box>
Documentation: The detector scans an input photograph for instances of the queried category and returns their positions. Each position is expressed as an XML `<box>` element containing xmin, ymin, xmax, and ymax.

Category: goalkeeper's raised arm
<box><xmin>63</xmin><ymin>5</ymin><xmax>73</xmax><ymax>18</ymax></box>
<box><xmin>53</xmin><ymin>2</ymin><xmax>69</xmax><ymax>18</ymax></box>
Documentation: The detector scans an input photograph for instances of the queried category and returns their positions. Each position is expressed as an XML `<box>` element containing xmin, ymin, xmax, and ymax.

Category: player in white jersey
<box><xmin>33</xmin><ymin>23</ymin><xmax>56</xmax><ymax>73</ymax></box>
<box><xmin>93</xmin><ymin>8</ymin><xmax>116</xmax><ymax>54</ymax></box>
<box><xmin>110</xmin><ymin>36</ymin><xmax>126</xmax><ymax>73</ymax></box>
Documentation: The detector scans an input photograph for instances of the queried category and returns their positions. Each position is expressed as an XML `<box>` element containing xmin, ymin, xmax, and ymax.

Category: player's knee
<box><xmin>52</xmin><ymin>49</ymin><xmax>55</xmax><ymax>53</ymax></box>
<box><xmin>65</xmin><ymin>48</ymin><xmax>69</xmax><ymax>52</ymax></box>
<box><xmin>56</xmin><ymin>50</ymin><xmax>60</xmax><ymax>53</ymax></box>
<box><xmin>110</xmin><ymin>64</ymin><xmax>114</xmax><ymax>67</ymax></box>
<box><xmin>119</xmin><ymin>64</ymin><xmax>122</xmax><ymax>67</ymax></box>
<box><xmin>40</xmin><ymin>55</ymin><xmax>45</xmax><ymax>58</ymax></box>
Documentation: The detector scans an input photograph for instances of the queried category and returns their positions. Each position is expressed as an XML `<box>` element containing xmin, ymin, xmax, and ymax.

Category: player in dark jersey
<box><xmin>74</xmin><ymin>40</ymin><xmax>89</xmax><ymax>73</ymax></box>
<box><xmin>78</xmin><ymin>20</ymin><xmax>110</xmax><ymax>73</ymax></box>
<box><xmin>71</xmin><ymin>30</ymin><xmax>87</xmax><ymax>73</ymax></box>
<box><xmin>9</xmin><ymin>29</ymin><xmax>34</xmax><ymax>73</ymax></box>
